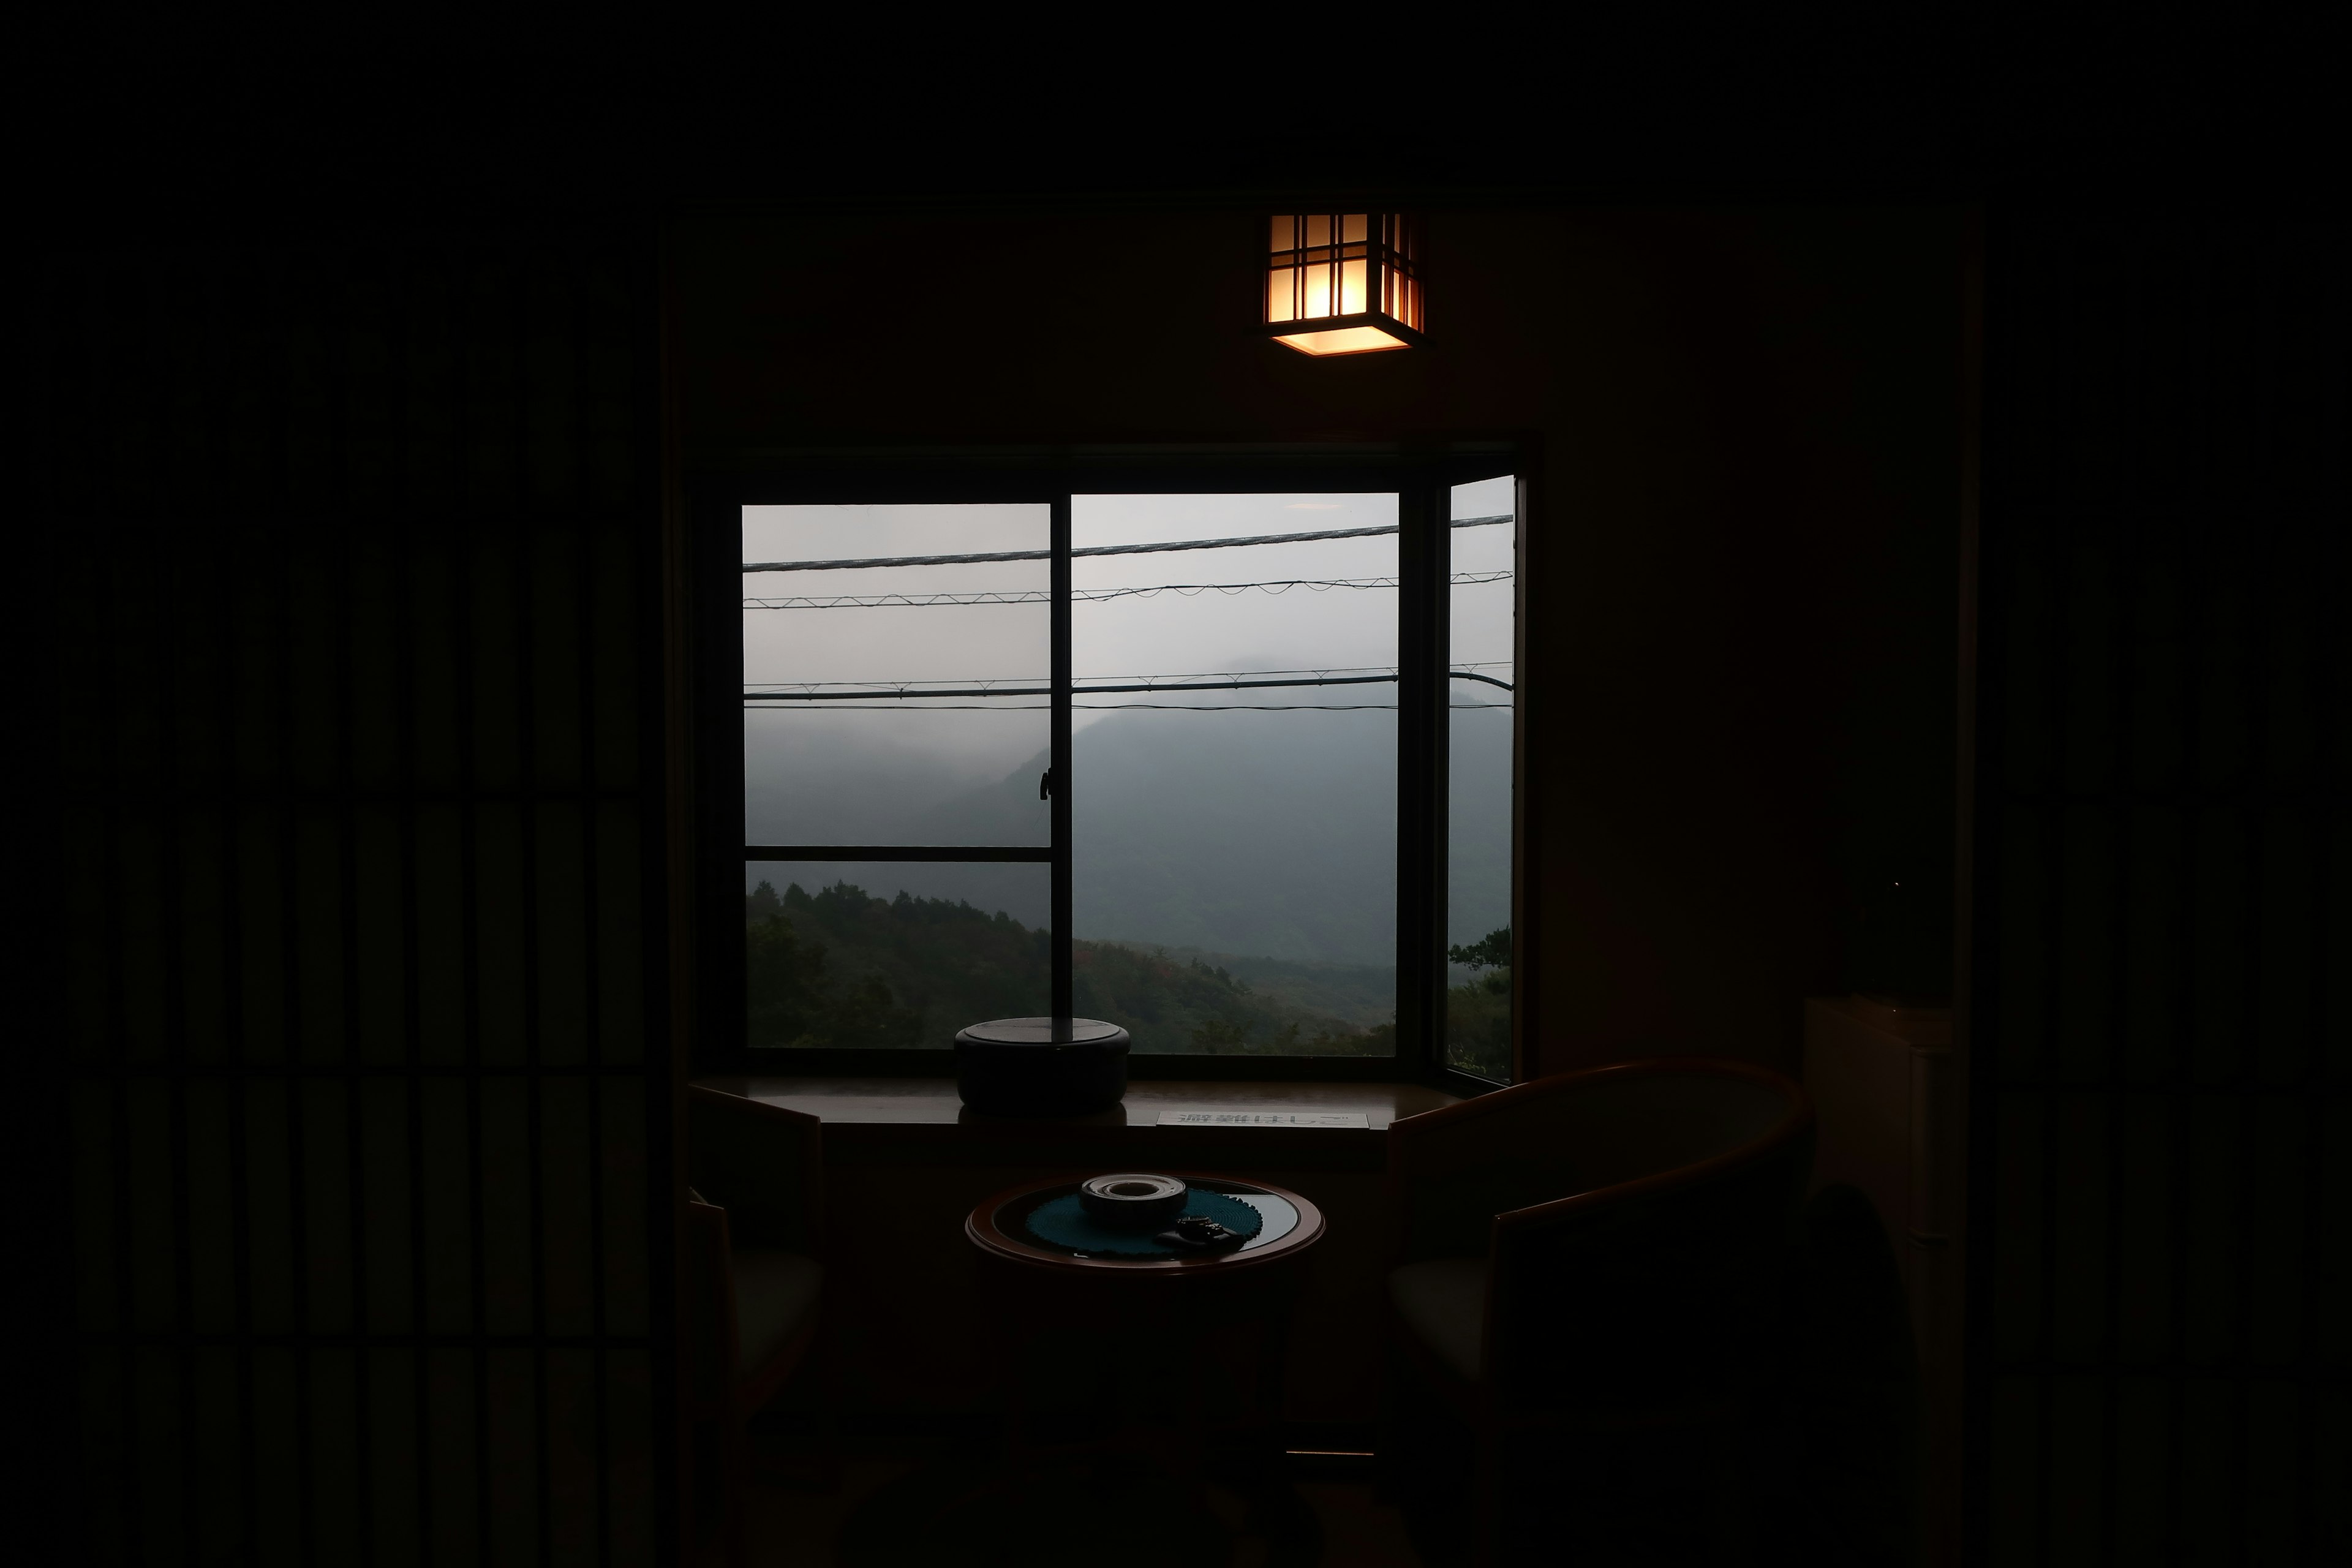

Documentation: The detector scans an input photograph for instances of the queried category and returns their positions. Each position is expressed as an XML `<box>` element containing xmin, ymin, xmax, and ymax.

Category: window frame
<box><xmin>693</xmin><ymin>448</ymin><xmax>1521</xmax><ymax>1092</ymax></box>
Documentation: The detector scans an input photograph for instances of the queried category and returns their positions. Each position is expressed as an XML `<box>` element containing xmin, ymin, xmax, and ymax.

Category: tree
<box><xmin>745</xmin><ymin>881</ymin><xmax>1392</xmax><ymax>1054</ymax></box>
<box><xmin>745</xmin><ymin>911</ymin><xmax>829</xmax><ymax>1047</ymax></box>
<box><xmin>1447</xmin><ymin>927</ymin><xmax>1512</xmax><ymax>970</ymax></box>
<box><xmin>1188</xmin><ymin>1016</ymin><xmax>1251</xmax><ymax>1052</ymax></box>
<box><xmin>1445</xmin><ymin>927</ymin><xmax>1511</xmax><ymax>1079</ymax></box>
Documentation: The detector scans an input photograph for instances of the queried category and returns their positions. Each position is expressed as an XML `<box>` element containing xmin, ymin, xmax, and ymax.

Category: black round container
<box><xmin>953</xmin><ymin>1017</ymin><xmax>1131</xmax><ymax>1118</ymax></box>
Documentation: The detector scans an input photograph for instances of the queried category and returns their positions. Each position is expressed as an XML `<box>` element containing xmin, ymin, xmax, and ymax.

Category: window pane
<box><xmin>1072</xmin><ymin>494</ymin><xmax>1398</xmax><ymax>1057</ymax></box>
<box><xmin>743</xmin><ymin>505</ymin><xmax>1049</xmax><ymax>847</ymax></box>
<box><xmin>1267</xmin><ymin>266</ymin><xmax>1296</xmax><ymax>324</ymax></box>
<box><xmin>744</xmin><ymin>861</ymin><xmax>1049</xmax><ymax>1049</ymax></box>
<box><xmin>1446</xmin><ymin>477</ymin><xmax>1515</xmax><ymax>1079</ymax></box>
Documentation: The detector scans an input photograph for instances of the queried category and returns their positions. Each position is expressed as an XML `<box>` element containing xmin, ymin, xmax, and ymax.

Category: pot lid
<box><xmin>956</xmin><ymin>1016</ymin><xmax>1129</xmax><ymax>1046</ymax></box>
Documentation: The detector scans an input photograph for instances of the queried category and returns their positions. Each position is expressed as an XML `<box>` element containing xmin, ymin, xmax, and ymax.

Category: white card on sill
<box><xmin>1156</xmin><ymin>1109</ymin><xmax>1370</xmax><ymax>1128</ymax></box>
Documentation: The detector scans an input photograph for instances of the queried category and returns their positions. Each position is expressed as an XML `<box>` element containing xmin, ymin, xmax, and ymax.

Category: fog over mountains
<box><xmin>745</xmin><ymin>706</ymin><xmax>1511</xmax><ymax>970</ymax></box>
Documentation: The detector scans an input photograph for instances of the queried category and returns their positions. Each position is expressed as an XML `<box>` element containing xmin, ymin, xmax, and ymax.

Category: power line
<box><xmin>743</xmin><ymin>568</ymin><xmax>1513</xmax><ymax>610</ymax></box>
<box><xmin>1077</xmin><ymin>701</ymin><xmax>1516</xmax><ymax>711</ymax></box>
<box><xmin>745</xmin><ymin>660</ymin><xmax>1512</xmax><ymax>688</ymax></box>
<box><xmin>748</xmin><ymin>674</ymin><xmax>1395</xmax><ymax>702</ymax></box>
<box><xmin>742</xmin><ymin>665</ymin><xmax>1514</xmax><ymax>702</ymax></box>
<box><xmin>739</xmin><ymin>513</ymin><xmax>1513</xmax><ymax>574</ymax></box>
<box><xmin>745</xmin><ymin>662</ymin><xmax>1510</xmax><ymax>692</ymax></box>
<box><xmin>737</xmin><ymin>703</ymin><xmax>1514</xmax><ymax>711</ymax></box>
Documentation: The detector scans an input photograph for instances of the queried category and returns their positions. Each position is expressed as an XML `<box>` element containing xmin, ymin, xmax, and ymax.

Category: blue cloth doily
<box><xmin>1022</xmin><ymin>1187</ymin><xmax>1264</xmax><ymax>1257</ymax></box>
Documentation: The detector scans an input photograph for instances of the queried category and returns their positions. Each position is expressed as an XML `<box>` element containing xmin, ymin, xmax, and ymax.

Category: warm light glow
<box><xmin>1274</xmin><ymin>325</ymin><xmax>1409</xmax><ymax>356</ymax></box>
<box><xmin>1268</xmin><ymin>271</ymin><xmax>1295</xmax><ymax>323</ymax></box>
<box><xmin>1263</xmin><ymin>212</ymin><xmax>1421</xmax><ymax>352</ymax></box>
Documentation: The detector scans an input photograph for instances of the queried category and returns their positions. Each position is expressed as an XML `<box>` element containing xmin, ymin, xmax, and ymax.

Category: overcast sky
<box><xmin>741</xmin><ymin>479</ymin><xmax>1514</xmax><ymax>944</ymax></box>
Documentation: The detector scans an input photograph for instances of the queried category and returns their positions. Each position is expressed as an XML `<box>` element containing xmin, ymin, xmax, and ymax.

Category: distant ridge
<box><xmin>748</xmin><ymin>706</ymin><xmax>1510</xmax><ymax>967</ymax></box>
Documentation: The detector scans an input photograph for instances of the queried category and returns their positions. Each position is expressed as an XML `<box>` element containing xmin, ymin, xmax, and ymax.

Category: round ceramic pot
<box><xmin>952</xmin><ymin>1017</ymin><xmax>1131</xmax><ymax>1118</ymax></box>
<box><xmin>1077</xmin><ymin>1172</ymin><xmax>1189</xmax><ymax>1227</ymax></box>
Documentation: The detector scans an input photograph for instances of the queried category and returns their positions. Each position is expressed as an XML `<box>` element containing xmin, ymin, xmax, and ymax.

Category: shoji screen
<box><xmin>1968</xmin><ymin>214</ymin><xmax>2347</xmax><ymax>1562</ymax></box>
<box><xmin>48</xmin><ymin>235</ymin><xmax>676</xmax><ymax>1565</ymax></box>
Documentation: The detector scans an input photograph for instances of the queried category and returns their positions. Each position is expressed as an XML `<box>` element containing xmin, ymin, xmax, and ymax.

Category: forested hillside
<box><xmin>747</xmin><ymin>709</ymin><xmax>1511</xmax><ymax>968</ymax></box>
<box><xmin>745</xmin><ymin>880</ymin><xmax>1396</xmax><ymax>1055</ymax></box>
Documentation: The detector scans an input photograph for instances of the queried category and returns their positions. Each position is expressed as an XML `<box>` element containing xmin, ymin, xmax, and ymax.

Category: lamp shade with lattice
<box><xmin>1262</xmin><ymin>213</ymin><xmax>1424</xmax><ymax>355</ymax></box>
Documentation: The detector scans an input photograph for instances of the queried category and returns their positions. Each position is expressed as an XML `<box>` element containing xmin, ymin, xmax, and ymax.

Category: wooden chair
<box><xmin>1382</xmin><ymin>1058</ymin><xmax>1814</xmax><ymax>1566</ymax></box>
<box><xmin>682</xmin><ymin>1085</ymin><xmax>827</xmax><ymax>1566</ymax></box>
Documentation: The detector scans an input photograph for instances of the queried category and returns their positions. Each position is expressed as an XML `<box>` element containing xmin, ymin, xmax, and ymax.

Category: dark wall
<box><xmin>43</xmin><ymin>201</ymin><xmax>1972</xmax><ymax>1562</ymax></box>
<box><xmin>673</xmin><ymin>203</ymin><xmax>1968</xmax><ymax>1076</ymax></box>
<box><xmin>1966</xmin><ymin>213</ymin><xmax>2349</xmax><ymax>1561</ymax></box>
<box><xmin>44</xmin><ymin>235</ymin><xmax>679</xmax><ymax>1566</ymax></box>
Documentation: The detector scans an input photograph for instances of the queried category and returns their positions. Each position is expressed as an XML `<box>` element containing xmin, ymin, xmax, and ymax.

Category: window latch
<box><xmin>1039</xmin><ymin>769</ymin><xmax>1054</xmax><ymax>801</ymax></box>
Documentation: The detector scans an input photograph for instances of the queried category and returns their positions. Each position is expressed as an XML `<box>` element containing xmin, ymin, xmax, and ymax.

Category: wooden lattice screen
<box><xmin>47</xmin><ymin>233</ymin><xmax>679</xmax><ymax>1566</ymax></box>
<box><xmin>1968</xmin><ymin>212</ymin><xmax>2348</xmax><ymax>1563</ymax></box>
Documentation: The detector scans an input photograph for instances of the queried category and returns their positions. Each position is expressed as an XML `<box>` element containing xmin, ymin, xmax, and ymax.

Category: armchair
<box><xmin>682</xmin><ymin>1085</ymin><xmax>827</xmax><ymax>1565</ymax></box>
<box><xmin>1384</xmin><ymin>1058</ymin><xmax>1814</xmax><ymax>1565</ymax></box>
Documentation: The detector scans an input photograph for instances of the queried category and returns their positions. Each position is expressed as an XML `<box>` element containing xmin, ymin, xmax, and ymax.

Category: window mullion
<box><xmin>1396</xmin><ymin>479</ymin><xmax>1449</xmax><ymax>1076</ymax></box>
<box><xmin>1051</xmin><ymin>494</ymin><xmax>1073</xmax><ymax>1028</ymax></box>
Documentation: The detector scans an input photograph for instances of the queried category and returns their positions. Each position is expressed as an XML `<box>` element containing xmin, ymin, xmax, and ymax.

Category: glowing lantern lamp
<box><xmin>1263</xmin><ymin>213</ymin><xmax>1425</xmax><ymax>356</ymax></box>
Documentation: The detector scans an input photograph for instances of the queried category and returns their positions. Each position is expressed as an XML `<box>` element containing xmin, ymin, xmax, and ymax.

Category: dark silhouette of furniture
<box><xmin>964</xmin><ymin>1172</ymin><xmax>1325</xmax><ymax>1471</ymax></box>
<box><xmin>1383</xmin><ymin>1058</ymin><xmax>1814</xmax><ymax>1566</ymax></box>
<box><xmin>682</xmin><ymin>1085</ymin><xmax>827</xmax><ymax>1567</ymax></box>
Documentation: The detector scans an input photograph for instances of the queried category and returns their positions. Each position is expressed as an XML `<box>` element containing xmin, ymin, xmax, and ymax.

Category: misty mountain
<box><xmin>1111</xmin><ymin>943</ymin><xmax>1396</xmax><ymax>1029</ymax></box>
<box><xmin>747</xmin><ymin>706</ymin><xmax>1509</xmax><ymax>968</ymax></box>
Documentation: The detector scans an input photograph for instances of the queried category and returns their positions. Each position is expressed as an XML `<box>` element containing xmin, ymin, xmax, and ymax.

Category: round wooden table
<box><xmin>965</xmin><ymin>1172</ymin><xmax>1325</xmax><ymax>1275</ymax></box>
<box><xmin>829</xmin><ymin>1175</ymin><xmax>1330</xmax><ymax>1563</ymax></box>
<box><xmin>964</xmin><ymin>1173</ymin><xmax>1326</xmax><ymax>1466</ymax></box>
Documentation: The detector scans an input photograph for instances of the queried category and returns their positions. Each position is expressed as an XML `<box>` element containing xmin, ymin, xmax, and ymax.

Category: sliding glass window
<box><xmin>732</xmin><ymin>473</ymin><xmax>1517</xmax><ymax>1079</ymax></box>
<box><xmin>1072</xmin><ymin>494</ymin><xmax>1400</xmax><ymax>1055</ymax></box>
<box><xmin>742</xmin><ymin>503</ymin><xmax>1054</xmax><ymax>1048</ymax></box>
<box><xmin>1444</xmin><ymin>477</ymin><xmax>1517</xmax><ymax>1079</ymax></box>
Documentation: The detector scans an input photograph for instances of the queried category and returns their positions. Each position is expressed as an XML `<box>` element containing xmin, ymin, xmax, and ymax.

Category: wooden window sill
<box><xmin>690</xmin><ymin>1076</ymin><xmax>1462</xmax><ymax>1170</ymax></box>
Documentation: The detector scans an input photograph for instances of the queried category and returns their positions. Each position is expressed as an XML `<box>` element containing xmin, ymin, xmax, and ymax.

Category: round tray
<box><xmin>1026</xmin><ymin>1185</ymin><xmax>1266</xmax><ymax>1258</ymax></box>
<box><xmin>965</xmin><ymin>1174</ymin><xmax>1321</xmax><ymax>1275</ymax></box>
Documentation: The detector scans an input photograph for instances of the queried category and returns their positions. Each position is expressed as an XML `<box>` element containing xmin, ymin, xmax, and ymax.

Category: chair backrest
<box><xmin>1390</xmin><ymin>1059</ymin><xmax>1813</xmax><ymax>1409</ymax></box>
<box><xmin>1390</xmin><ymin>1060</ymin><xmax>1801</xmax><ymax>1263</ymax></box>
<box><xmin>686</xmin><ymin>1085</ymin><xmax>824</xmax><ymax>1254</ymax></box>
<box><xmin>680</xmin><ymin>1199</ymin><xmax>737</xmax><ymax>1419</ymax></box>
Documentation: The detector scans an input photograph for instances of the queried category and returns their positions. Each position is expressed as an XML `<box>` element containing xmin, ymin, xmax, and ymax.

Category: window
<box><xmin>741</xmin><ymin>503</ymin><xmax>1055</xmax><ymax>1049</ymax></box>
<box><xmin>711</xmin><ymin>461</ymin><xmax>1519</xmax><ymax>1084</ymax></box>
<box><xmin>1446</xmin><ymin>475</ymin><xmax>1517</xmax><ymax>1079</ymax></box>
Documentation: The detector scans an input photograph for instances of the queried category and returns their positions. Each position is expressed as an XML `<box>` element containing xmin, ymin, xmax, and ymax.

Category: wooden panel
<box><xmin>699</xmin><ymin>1075</ymin><xmax>1459</xmax><ymax>1170</ymax></box>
